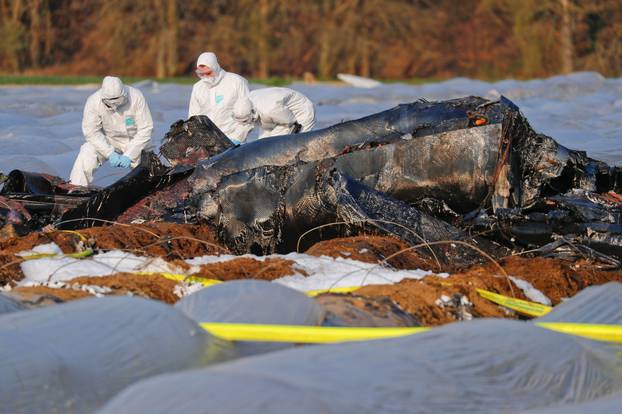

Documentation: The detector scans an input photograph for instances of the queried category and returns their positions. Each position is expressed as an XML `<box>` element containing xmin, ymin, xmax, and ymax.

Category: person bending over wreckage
<box><xmin>69</xmin><ymin>76</ymin><xmax>154</xmax><ymax>187</ymax></box>
<box><xmin>3</xmin><ymin>96</ymin><xmax>622</xmax><ymax>268</ymax></box>
<box><xmin>232</xmin><ymin>87</ymin><xmax>317</xmax><ymax>142</ymax></box>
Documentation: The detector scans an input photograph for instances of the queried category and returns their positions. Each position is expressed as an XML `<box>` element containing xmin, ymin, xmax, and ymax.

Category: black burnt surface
<box><xmin>4</xmin><ymin>96</ymin><xmax>622</xmax><ymax>265</ymax></box>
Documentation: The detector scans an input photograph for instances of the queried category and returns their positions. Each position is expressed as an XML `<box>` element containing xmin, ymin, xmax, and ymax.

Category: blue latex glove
<box><xmin>117</xmin><ymin>154</ymin><xmax>132</xmax><ymax>168</ymax></box>
<box><xmin>108</xmin><ymin>153</ymin><xmax>132</xmax><ymax>168</ymax></box>
<box><xmin>108</xmin><ymin>152</ymin><xmax>122</xmax><ymax>167</ymax></box>
<box><xmin>230</xmin><ymin>138</ymin><xmax>241</xmax><ymax>146</ymax></box>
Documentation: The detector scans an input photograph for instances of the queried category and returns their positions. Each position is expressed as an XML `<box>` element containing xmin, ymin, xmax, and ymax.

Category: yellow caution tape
<box><xmin>14</xmin><ymin>251</ymin><xmax>622</xmax><ymax>345</ymax></box>
<box><xmin>535</xmin><ymin>322</ymin><xmax>622</xmax><ymax>343</ymax></box>
<box><xmin>60</xmin><ymin>229</ymin><xmax>87</xmax><ymax>242</ymax></box>
<box><xmin>200</xmin><ymin>322</ymin><xmax>429</xmax><ymax>343</ymax></box>
<box><xmin>305</xmin><ymin>286</ymin><xmax>361</xmax><ymax>296</ymax></box>
<box><xmin>136</xmin><ymin>272</ymin><xmax>223</xmax><ymax>287</ymax></box>
<box><xmin>200</xmin><ymin>321</ymin><xmax>622</xmax><ymax>344</ymax></box>
<box><xmin>17</xmin><ymin>231</ymin><xmax>89</xmax><ymax>260</ymax></box>
<box><xmin>477</xmin><ymin>288</ymin><xmax>552</xmax><ymax>317</ymax></box>
<box><xmin>135</xmin><ymin>271</ymin><xmax>363</xmax><ymax>296</ymax></box>
<box><xmin>21</xmin><ymin>248</ymin><xmax>94</xmax><ymax>261</ymax></box>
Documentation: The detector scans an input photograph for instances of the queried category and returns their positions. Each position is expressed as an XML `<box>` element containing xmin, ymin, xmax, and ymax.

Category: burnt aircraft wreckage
<box><xmin>3</xmin><ymin>96</ymin><xmax>622</xmax><ymax>266</ymax></box>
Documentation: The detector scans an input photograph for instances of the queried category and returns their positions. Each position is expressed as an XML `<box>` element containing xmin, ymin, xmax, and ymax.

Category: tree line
<box><xmin>0</xmin><ymin>0</ymin><xmax>620</xmax><ymax>79</ymax></box>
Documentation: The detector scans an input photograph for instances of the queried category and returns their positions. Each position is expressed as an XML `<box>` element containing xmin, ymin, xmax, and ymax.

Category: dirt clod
<box><xmin>306</xmin><ymin>235</ymin><xmax>437</xmax><ymax>270</ymax></box>
<box><xmin>357</xmin><ymin>255</ymin><xmax>622</xmax><ymax>326</ymax></box>
<box><xmin>196</xmin><ymin>257</ymin><xmax>299</xmax><ymax>281</ymax></box>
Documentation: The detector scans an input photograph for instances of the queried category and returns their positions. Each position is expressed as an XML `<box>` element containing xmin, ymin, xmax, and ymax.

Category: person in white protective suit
<box><xmin>232</xmin><ymin>87</ymin><xmax>316</xmax><ymax>141</ymax></box>
<box><xmin>188</xmin><ymin>52</ymin><xmax>250</xmax><ymax>144</ymax></box>
<box><xmin>69</xmin><ymin>76</ymin><xmax>153</xmax><ymax>187</ymax></box>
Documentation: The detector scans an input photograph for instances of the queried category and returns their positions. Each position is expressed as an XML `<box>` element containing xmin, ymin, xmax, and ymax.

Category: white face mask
<box><xmin>196</xmin><ymin>67</ymin><xmax>223</xmax><ymax>87</ymax></box>
<box><xmin>102</xmin><ymin>95</ymin><xmax>127</xmax><ymax>111</ymax></box>
<box><xmin>200</xmin><ymin>76</ymin><xmax>218</xmax><ymax>86</ymax></box>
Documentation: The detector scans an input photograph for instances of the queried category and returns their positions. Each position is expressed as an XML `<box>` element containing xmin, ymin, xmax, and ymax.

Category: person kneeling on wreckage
<box><xmin>232</xmin><ymin>87</ymin><xmax>316</xmax><ymax>142</ymax></box>
<box><xmin>69</xmin><ymin>76</ymin><xmax>154</xmax><ymax>187</ymax></box>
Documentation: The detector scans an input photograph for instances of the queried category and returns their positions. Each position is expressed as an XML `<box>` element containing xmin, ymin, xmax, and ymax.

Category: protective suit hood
<box><xmin>232</xmin><ymin>97</ymin><xmax>257</xmax><ymax>124</ymax></box>
<box><xmin>101</xmin><ymin>76</ymin><xmax>128</xmax><ymax>110</ymax></box>
<box><xmin>196</xmin><ymin>52</ymin><xmax>224</xmax><ymax>87</ymax></box>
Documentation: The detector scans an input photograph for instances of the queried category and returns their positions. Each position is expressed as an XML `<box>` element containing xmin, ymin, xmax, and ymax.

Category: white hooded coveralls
<box><xmin>241</xmin><ymin>87</ymin><xmax>316</xmax><ymax>140</ymax></box>
<box><xmin>69</xmin><ymin>76</ymin><xmax>154</xmax><ymax>186</ymax></box>
<box><xmin>188</xmin><ymin>52</ymin><xmax>251</xmax><ymax>141</ymax></box>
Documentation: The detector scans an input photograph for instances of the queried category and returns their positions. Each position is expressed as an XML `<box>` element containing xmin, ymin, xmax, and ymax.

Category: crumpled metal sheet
<box><xmin>7</xmin><ymin>95</ymin><xmax>622</xmax><ymax>263</ymax></box>
<box><xmin>189</xmin><ymin>96</ymin><xmax>498</xmax><ymax>192</ymax></box>
<box><xmin>212</xmin><ymin>157</ymin><xmax>501</xmax><ymax>262</ymax></box>
<box><xmin>160</xmin><ymin>115</ymin><xmax>235</xmax><ymax>165</ymax></box>
<box><xmin>58</xmin><ymin>152</ymin><xmax>193</xmax><ymax>229</ymax></box>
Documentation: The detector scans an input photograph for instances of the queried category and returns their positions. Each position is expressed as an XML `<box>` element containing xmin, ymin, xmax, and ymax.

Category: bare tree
<box><xmin>560</xmin><ymin>0</ymin><xmax>574</xmax><ymax>73</ymax></box>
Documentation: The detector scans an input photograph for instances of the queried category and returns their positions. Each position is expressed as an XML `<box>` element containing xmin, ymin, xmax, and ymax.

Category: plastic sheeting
<box><xmin>538</xmin><ymin>282</ymin><xmax>622</xmax><ymax>324</ymax></box>
<box><xmin>97</xmin><ymin>319</ymin><xmax>622</xmax><ymax>414</ymax></box>
<box><xmin>175</xmin><ymin>280</ymin><xmax>325</xmax><ymax>325</ymax></box>
<box><xmin>0</xmin><ymin>293</ymin><xmax>26</xmax><ymax>314</ymax></box>
<box><xmin>175</xmin><ymin>280</ymin><xmax>325</xmax><ymax>356</ymax></box>
<box><xmin>0</xmin><ymin>296</ymin><xmax>235</xmax><ymax>414</ymax></box>
<box><xmin>519</xmin><ymin>391</ymin><xmax>622</xmax><ymax>414</ymax></box>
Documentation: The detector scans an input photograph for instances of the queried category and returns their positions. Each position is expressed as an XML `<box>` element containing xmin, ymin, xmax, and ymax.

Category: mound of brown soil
<box><xmin>357</xmin><ymin>276</ymin><xmax>517</xmax><ymax>326</ymax></box>
<box><xmin>496</xmin><ymin>256</ymin><xmax>620</xmax><ymax>304</ymax></box>
<box><xmin>69</xmin><ymin>273</ymin><xmax>179</xmax><ymax>303</ymax></box>
<box><xmin>8</xmin><ymin>286</ymin><xmax>92</xmax><ymax>304</ymax></box>
<box><xmin>357</xmin><ymin>256</ymin><xmax>622</xmax><ymax>326</ymax></box>
<box><xmin>306</xmin><ymin>235</ymin><xmax>437</xmax><ymax>270</ymax></box>
<box><xmin>4</xmin><ymin>229</ymin><xmax>622</xmax><ymax>327</ymax></box>
<box><xmin>59</xmin><ymin>223</ymin><xmax>225</xmax><ymax>259</ymax></box>
<box><xmin>0</xmin><ymin>222</ymin><xmax>225</xmax><ymax>258</ymax></box>
<box><xmin>0</xmin><ymin>254</ymin><xmax>24</xmax><ymax>285</ymax></box>
<box><xmin>0</xmin><ymin>231</ymin><xmax>54</xmax><ymax>255</ymax></box>
<box><xmin>196</xmin><ymin>257</ymin><xmax>300</xmax><ymax>281</ymax></box>
<box><xmin>0</xmin><ymin>222</ymin><xmax>227</xmax><ymax>285</ymax></box>
<box><xmin>5</xmin><ymin>258</ymin><xmax>299</xmax><ymax>306</ymax></box>
<box><xmin>9</xmin><ymin>272</ymin><xmax>180</xmax><ymax>305</ymax></box>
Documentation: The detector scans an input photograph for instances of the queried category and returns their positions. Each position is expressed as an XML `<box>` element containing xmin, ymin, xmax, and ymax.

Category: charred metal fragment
<box><xmin>469</xmin><ymin>189</ymin><xmax>622</xmax><ymax>261</ymax></box>
<box><xmin>184</xmin><ymin>95</ymin><xmax>622</xmax><ymax>260</ymax></box>
<box><xmin>5</xmin><ymin>95</ymin><xmax>622</xmax><ymax>266</ymax></box>
<box><xmin>211</xmin><ymin>157</ymin><xmax>505</xmax><ymax>264</ymax></box>
<box><xmin>58</xmin><ymin>152</ymin><xmax>192</xmax><ymax>229</ymax></box>
<box><xmin>160</xmin><ymin>115</ymin><xmax>235</xmax><ymax>165</ymax></box>
<box><xmin>189</xmin><ymin>96</ymin><xmax>496</xmax><ymax>192</ymax></box>
<box><xmin>2</xmin><ymin>170</ymin><xmax>66</xmax><ymax>195</ymax></box>
<box><xmin>0</xmin><ymin>170</ymin><xmax>94</xmax><ymax>232</ymax></box>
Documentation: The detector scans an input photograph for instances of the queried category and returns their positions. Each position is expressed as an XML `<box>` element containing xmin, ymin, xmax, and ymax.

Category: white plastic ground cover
<box><xmin>97</xmin><ymin>318</ymin><xmax>622</xmax><ymax>414</ymax></box>
<box><xmin>538</xmin><ymin>282</ymin><xmax>622</xmax><ymax>324</ymax></box>
<box><xmin>275</xmin><ymin>253</ymin><xmax>441</xmax><ymax>291</ymax></box>
<box><xmin>17</xmin><ymin>246</ymin><xmax>437</xmax><ymax>293</ymax></box>
<box><xmin>337</xmin><ymin>73</ymin><xmax>383</xmax><ymax>88</ymax></box>
<box><xmin>519</xmin><ymin>390</ymin><xmax>622</xmax><ymax>414</ymax></box>
<box><xmin>0</xmin><ymin>296</ymin><xmax>235</xmax><ymax>413</ymax></box>
<box><xmin>1</xmin><ymin>73</ymin><xmax>621</xmax><ymax>187</ymax></box>
<box><xmin>16</xmin><ymin>241</ymin><xmax>63</xmax><ymax>256</ymax></box>
<box><xmin>176</xmin><ymin>280</ymin><xmax>326</xmax><ymax>356</ymax></box>
<box><xmin>18</xmin><ymin>244</ymin><xmax>183</xmax><ymax>285</ymax></box>
<box><xmin>175</xmin><ymin>280</ymin><xmax>325</xmax><ymax>325</ymax></box>
<box><xmin>0</xmin><ymin>293</ymin><xmax>26</xmax><ymax>314</ymax></box>
<box><xmin>509</xmin><ymin>276</ymin><xmax>551</xmax><ymax>305</ymax></box>
<box><xmin>187</xmin><ymin>252</ymin><xmax>440</xmax><ymax>292</ymax></box>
